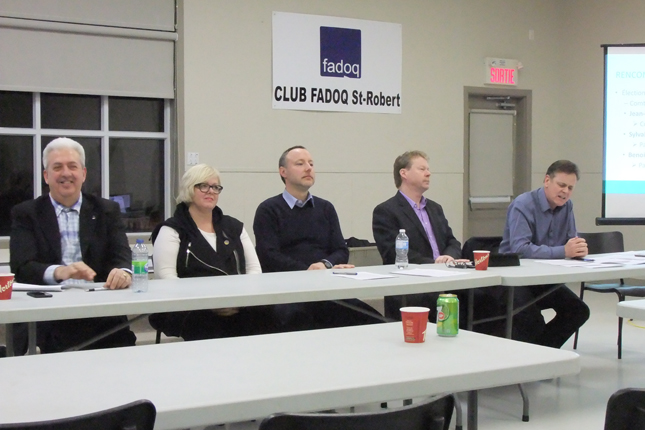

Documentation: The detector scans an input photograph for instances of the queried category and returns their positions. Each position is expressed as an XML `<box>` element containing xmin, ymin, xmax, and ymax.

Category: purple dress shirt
<box><xmin>400</xmin><ymin>191</ymin><xmax>440</xmax><ymax>259</ymax></box>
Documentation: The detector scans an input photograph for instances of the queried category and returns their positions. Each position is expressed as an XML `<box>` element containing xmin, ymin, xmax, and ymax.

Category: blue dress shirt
<box><xmin>499</xmin><ymin>188</ymin><xmax>577</xmax><ymax>259</ymax></box>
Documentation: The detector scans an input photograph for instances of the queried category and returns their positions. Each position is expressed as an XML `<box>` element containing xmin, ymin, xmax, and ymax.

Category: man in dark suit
<box><xmin>372</xmin><ymin>150</ymin><xmax>462</xmax><ymax>319</ymax></box>
<box><xmin>10</xmin><ymin>137</ymin><xmax>136</xmax><ymax>354</ymax></box>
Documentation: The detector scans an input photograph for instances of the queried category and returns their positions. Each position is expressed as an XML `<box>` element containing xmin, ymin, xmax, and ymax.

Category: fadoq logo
<box><xmin>320</xmin><ymin>26</ymin><xmax>361</xmax><ymax>79</ymax></box>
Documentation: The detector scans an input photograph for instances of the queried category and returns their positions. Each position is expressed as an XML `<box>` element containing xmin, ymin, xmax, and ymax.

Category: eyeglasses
<box><xmin>195</xmin><ymin>183</ymin><xmax>223</xmax><ymax>194</ymax></box>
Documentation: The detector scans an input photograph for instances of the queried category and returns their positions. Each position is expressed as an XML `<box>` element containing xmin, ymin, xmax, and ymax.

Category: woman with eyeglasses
<box><xmin>150</xmin><ymin>164</ymin><xmax>272</xmax><ymax>340</ymax></box>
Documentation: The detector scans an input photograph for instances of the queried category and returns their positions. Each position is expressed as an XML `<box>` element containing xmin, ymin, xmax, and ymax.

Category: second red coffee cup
<box><xmin>473</xmin><ymin>250</ymin><xmax>491</xmax><ymax>270</ymax></box>
<box><xmin>400</xmin><ymin>306</ymin><xmax>430</xmax><ymax>343</ymax></box>
<box><xmin>0</xmin><ymin>273</ymin><xmax>15</xmax><ymax>300</ymax></box>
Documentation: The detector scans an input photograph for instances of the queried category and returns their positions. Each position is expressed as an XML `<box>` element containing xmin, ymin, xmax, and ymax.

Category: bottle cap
<box><xmin>399</xmin><ymin>229</ymin><xmax>405</xmax><ymax>233</ymax></box>
<box><xmin>136</xmin><ymin>239</ymin><xmax>144</xmax><ymax>243</ymax></box>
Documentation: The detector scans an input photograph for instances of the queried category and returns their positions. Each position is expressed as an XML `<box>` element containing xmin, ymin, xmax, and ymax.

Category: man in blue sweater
<box><xmin>253</xmin><ymin>146</ymin><xmax>381</xmax><ymax>331</ymax></box>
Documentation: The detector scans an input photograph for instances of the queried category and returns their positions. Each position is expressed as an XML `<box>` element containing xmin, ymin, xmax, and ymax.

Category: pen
<box><xmin>87</xmin><ymin>288</ymin><xmax>111</xmax><ymax>292</ymax></box>
<box><xmin>573</xmin><ymin>257</ymin><xmax>594</xmax><ymax>262</ymax></box>
<box><xmin>333</xmin><ymin>272</ymin><xmax>358</xmax><ymax>275</ymax></box>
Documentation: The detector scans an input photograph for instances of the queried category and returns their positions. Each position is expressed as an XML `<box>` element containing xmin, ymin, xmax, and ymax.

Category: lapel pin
<box><xmin>224</xmin><ymin>240</ymin><xmax>230</xmax><ymax>245</ymax></box>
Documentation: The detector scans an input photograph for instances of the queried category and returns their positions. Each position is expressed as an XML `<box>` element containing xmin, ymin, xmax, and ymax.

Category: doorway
<box><xmin>463</xmin><ymin>87</ymin><xmax>532</xmax><ymax>239</ymax></box>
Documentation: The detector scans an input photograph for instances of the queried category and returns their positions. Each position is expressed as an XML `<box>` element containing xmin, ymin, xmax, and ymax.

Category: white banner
<box><xmin>272</xmin><ymin>12</ymin><xmax>402</xmax><ymax>114</ymax></box>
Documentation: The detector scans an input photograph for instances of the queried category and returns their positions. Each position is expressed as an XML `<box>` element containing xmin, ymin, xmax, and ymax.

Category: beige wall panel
<box><xmin>178</xmin><ymin>0</ymin><xmax>645</xmax><ymax>248</ymax></box>
<box><xmin>558</xmin><ymin>0</ymin><xmax>645</xmax><ymax>245</ymax></box>
<box><xmin>178</xmin><ymin>0</ymin><xmax>563</xmax><ymax>243</ymax></box>
<box><xmin>0</xmin><ymin>0</ymin><xmax>175</xmax><ymax>30</ymax></box>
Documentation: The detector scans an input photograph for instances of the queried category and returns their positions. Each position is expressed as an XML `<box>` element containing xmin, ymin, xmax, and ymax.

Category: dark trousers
<box><xmin>12</xmin><ymin>316</ymin><xmax>136</xmax><ymax>355</ymax></box>
<box><xmin>273</xmin><ymin>299</ymin><xmax>384</xmax><ymax>332</ymax></box>
<box><xmin>385</xmin><ymin>293</ymin><xmax>441</xmax><ymax>322</ymax></box>
<box><xmin>508</xmin><ymin>284</ymin><xmax>590</xmax><ymax>348</ymax></box>
<box><xmin>149</xmin><ymin>305</ymin><xmax>276</xmax><ymax>341</ymax></box>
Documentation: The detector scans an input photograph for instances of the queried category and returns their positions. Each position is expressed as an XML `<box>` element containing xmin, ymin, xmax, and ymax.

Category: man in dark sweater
<box><xmin>253</xmin><ymin>146</ymin><xmax>381</xmax><ymax>331</ymax></box>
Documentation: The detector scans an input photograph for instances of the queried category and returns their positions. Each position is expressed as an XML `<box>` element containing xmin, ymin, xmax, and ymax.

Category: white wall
<box><xmin>559</xmin><ymin>0</ymin><xmax>645</xmax><ymax>251</ymax></box>
<box><xmin>178</xmin><ymin>0</ymin><xmax>564</xmax><ymax>244</ymax></box>
<box><xmin>177</xmin><ymin>0</ymin><xmax>645</xmax><ymax>249</ymax></box>
<box><xmin>0</xmin><ymin>0</ymin><xmax>643</xmax><ymax>254</ymax></box>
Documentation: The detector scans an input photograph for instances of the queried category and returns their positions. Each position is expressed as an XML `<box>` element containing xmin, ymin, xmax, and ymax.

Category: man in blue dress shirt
<box><xmin>499</xmin><ymin>160</ymin><xmax>590</xmax><ymax>348</ymax></box>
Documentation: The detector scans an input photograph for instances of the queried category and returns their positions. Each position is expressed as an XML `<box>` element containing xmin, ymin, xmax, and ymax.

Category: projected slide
<box><xmin>603</xmin><ymin>45</ymin><xmax>645</xmax><ymax>221</ymax></box>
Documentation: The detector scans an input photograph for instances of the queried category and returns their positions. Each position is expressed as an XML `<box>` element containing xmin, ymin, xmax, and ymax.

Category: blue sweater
<box><xmin>253</xmin><ymin>194</ymin><xmax>349</xmax><ymax>272</ymax></box>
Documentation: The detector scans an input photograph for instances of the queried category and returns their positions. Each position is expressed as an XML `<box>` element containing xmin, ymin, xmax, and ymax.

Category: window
<box><xmin>0</xmin><ymin>91</ymin><xmax>172</xmax><ymax>236</ymax></box>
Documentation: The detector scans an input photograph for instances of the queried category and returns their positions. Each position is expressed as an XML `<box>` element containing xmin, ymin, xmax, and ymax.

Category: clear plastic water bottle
<box><xmin>395</xmin><ymin>229</ymin><xmax>409</xmax><ymax>269</ymax></box>
<box><xmin>131</xmin><ymin>239</ymin><xmax>149</xmax><ymax>293</ymax></box>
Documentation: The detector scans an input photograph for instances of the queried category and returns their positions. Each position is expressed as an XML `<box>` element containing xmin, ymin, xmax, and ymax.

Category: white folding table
<box><xmin>0</xmin><ymin>322</ymin><xmax>579</xmax><ymax>430</ymax></box>
<box><xmin>616</xmin><ymin>299</ymin><xmax>645</xmax><ymax>320</ymax></box>
<box><xmin>496</xmin><ymin>257</ymin><xmax>645</xmax><ymax>287</ymax></box>
<box><xmin>0</xmin><ymin>264</ymin><xmax>500</xmax><ymax>354</ymax></box>
<box><xmin>480</xmin><ymin>257</ymin><xmax>645</xmax><ymax>337</ymax></box>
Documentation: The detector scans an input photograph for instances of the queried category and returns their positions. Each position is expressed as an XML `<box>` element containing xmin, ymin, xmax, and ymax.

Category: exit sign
<box><xmin>485</xmin><ymin>58</ymin><xmax>521</xmax><ymax>86</ymax></box>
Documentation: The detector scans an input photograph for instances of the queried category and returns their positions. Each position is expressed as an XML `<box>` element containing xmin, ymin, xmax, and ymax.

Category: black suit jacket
<box><xmin>372</xmin><ymin>191</ymin><xmax>461</xmax><ymax>264</ymax></box>
<box><xmin>10</xmin><ymin>193</ymin><xmax>131</xmax><ymax>283</ymax></box>
<box><xmin>9</xmin><ymin>193</ymin><xmax>135</xmax><ymax>353</ymax></box>
<box><xmin>372</xmin><ymin>192</ymin><xmax>462</xmax><ymax>320</ymax></box>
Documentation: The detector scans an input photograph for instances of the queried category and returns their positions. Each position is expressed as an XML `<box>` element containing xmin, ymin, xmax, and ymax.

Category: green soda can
<box><xmin>436</xmin><ymin>294</ymin><xmax>459</xmax><ymax>337</ymax></box>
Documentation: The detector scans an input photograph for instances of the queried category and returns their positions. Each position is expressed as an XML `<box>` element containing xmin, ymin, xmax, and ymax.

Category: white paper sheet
<box><xmin>390</xmin><ymin>269</ymin><xmax>469</xmax><ymax>277</ymax></box>
<box><xmin>331</xmin><ymin>272</ymin><xmax>397</xmax><ymax>280</ymax></box>
<box><xmin>13</xmin><ymin>283</ymin><xmax>63</xmax><ymax>292</ymax></box>
<box><xmin>13</xmin><ymin>282</ymin><xmax>107</xmax><ymax>292</ymax></box>
<box><xmin>534</xmin><ymin>258</ymin><xmax>645</xmax><ymax>269</ymax></box>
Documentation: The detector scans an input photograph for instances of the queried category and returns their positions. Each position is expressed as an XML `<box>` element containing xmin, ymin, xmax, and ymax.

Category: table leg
<box><xmin>6</xmin><ymin>322</ymin><xmax>39</xmax><ymax>356</ymax></box>
<box><xmin>518</xmin><ymin>383</ymin><xmax>529</xmax><ymax>421</ymax></box>
<box><xmin>65</xmin><ymin>314</ymin><xmax>150</xmax><ymax>352</ymax></box>
<box><xmin>467</xmin><ymin>390</ymin><xmax>478</xmax><ymax>430</ymax></box>
<box><xmin>28</xmin><ymin>322</ymin><xmax>37</xmax><ymax>355</ymax></box>
<box><xmin>467</xmin><ymin>289</ymin><xmax>474</xmax><ymax>331</ymax></box>
<box><xmin>505</xmin><ymin>287</ymin><xmax>514</xmax><ymax>339</ymax></box>
<box><xmin>331</xmin><ymin>300</ymin><xmax>393</xmax><ymax>323</ymax></box>
<box><xmin>453</xmin><ymin>393</ymin><xmax>464</xmax><ymax>430</ymax></box>
<box><xmin>5</xmin><ymin>324</ymin><xmax>14</xmax><ymax>357</ymax></box>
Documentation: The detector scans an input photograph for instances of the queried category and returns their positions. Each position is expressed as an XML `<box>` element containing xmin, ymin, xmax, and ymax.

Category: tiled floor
<box><xmin>471</xmin><ymin>287</ymin><xmax>645</xmax><ymax>430</ymax></box>
<box><xmin>213</xmin><ymin>286</ymin><xmax>645</xmax><ymax>430</ymax></box>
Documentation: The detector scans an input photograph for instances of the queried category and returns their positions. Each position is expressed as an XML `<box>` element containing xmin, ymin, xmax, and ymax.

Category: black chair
<box><xmin>461</xmin><ymin>236</ymin><xmax>503</xmax><ymax>261</ymax></box>
<box><xmin>259</xmin><ymin>395</ymin><xmax>453</xmax><ymax>430</ymax></box>
<box><xmin>604</xmin><ymin>388</ymin><xmax>645</xmax><ymax>430</ymax></box>
<box><xmin>148</xmin><ymin>313</ymin><xmax>175</xmax><ymax>344</ymax></box>
<box><xmin>0</xmin><ymin>399</ymin><xmax>156</xmax><ymax>430</ymax></box>
<box><xmin>573</xmin><ymin>231</ymin><xmax>645</xmax><ymax>359</ymax></box>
